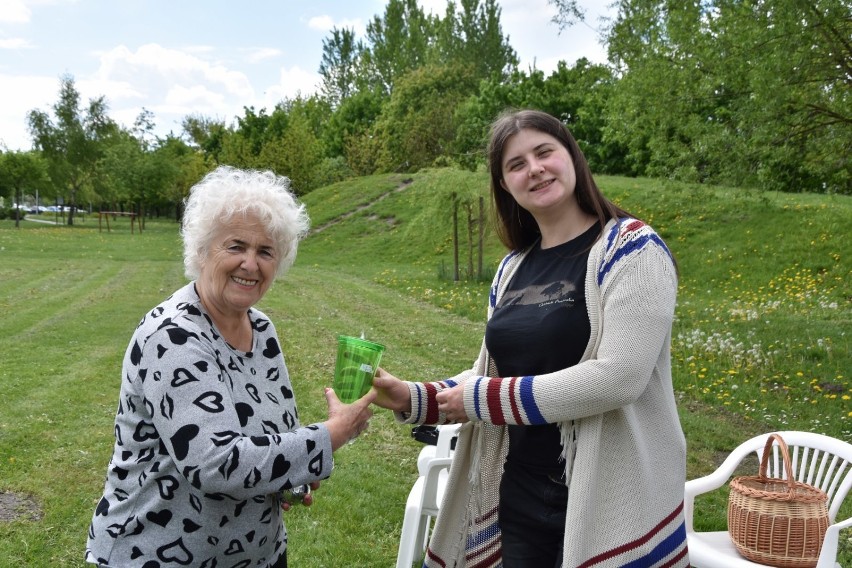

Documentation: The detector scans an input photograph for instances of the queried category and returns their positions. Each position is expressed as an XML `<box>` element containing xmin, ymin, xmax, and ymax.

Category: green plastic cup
<box><xmin>332</xmin><ymin>335</ymin><xmax>385</xmax><ymax>403</ymax></box>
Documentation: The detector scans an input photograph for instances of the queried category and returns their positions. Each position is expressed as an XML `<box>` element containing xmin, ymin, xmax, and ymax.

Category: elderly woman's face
<box><xmin>197</xmin><ymin>213</ymin><xmax>278</xmax><ymax>318</ymax></box>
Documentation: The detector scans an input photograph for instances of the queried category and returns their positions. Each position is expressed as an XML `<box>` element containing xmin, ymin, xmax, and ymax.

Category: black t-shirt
<box><xmin>485</xmin><ymin>223</ymin><xmax>599</xmax><ymax>472</ymax></box>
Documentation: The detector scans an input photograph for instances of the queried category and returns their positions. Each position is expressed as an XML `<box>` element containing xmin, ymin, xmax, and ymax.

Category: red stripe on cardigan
<box><xmin>425</xmin><ymin>547</ymin><xmax>448</xmax><ymax>567</ymax></box>
<box><xmin>660</xmin><ymin>546</ymin><xmax>689</xmax><ymax>568</ymax></box>
<box><xmin>467</xmin><ymin>548</ymin><xmax>502</xmax><ymax>568</ymax></box>
<box><xmin>576</xmin><ymin>501</ymin><xmax>685</xmax><ymax>568</ymax></box>
<box><xmin>485</xmin><ymin>379</ymin><xmax>505</xmax><ymax>425</ymax></box>
<box><xmin>424</xmin><ymin>382</ymin><xmax>441</xmax><ymax>424</ymax></box>
<box><xmin>507</xmin><ymin>376</ymin><xmax>524</xmax><ymax>424</ymax></box>
<box><xmin>623</xmin><ymin>219</ymin><xmax>645</xmax><ymax>234</ymax></box>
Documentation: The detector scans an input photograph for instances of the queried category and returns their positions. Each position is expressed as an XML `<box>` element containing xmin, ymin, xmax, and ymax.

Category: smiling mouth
<box><xmin>531</xmin><ymin>179</ymin><xmax>554</xmax><ymax>192</ymax></box>
<box><xmin>232</xmin><ymin>276</ymin><xmax>258</xmax><ymax>287</ymax></box>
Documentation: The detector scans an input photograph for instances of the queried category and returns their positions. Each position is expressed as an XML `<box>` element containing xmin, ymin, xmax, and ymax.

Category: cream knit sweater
<box><xmin>398</xmin><ymin>218</ymin><xmax>690</xmax><ymax>568</ymax></box>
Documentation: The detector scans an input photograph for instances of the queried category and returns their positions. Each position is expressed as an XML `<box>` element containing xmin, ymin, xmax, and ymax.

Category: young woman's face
<box><xmin>197</xmin><ymin>213</ymin><xmax>278</xmax><ymax>319</ymax></box>
<box><xmin>500</xmin><ymin>128</ymin><xmax>577</xmax><ymax>218</ymax></box>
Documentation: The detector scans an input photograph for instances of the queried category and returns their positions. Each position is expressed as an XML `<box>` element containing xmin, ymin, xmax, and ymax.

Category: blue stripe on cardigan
<box><xmin>597</xmin><ymin>231</ymin><xmax>673</xmax><ymax>286</ymax></box>
<box><xmin>473</xmin><ymin>376</ymin><xmax>484</xmax><ymax>420</ymax></box>
<box><xmin>619</xmin><ymin>521</ymin><xmax>687</xmax><ymax>568</ymax></box>
<box><xmin>465</xmin><ymin>518</ymin><xmax>500</xmax><ymax>550</ymax></box>
<box><xmin>490</xmin><ymin>250</ymin><xmax>521</xmax><ymax>308</ymax></box>
<box><xmin>519</xmin><ymin>376</ymin><xmax>547</xmax><ymax>424</ymax></box>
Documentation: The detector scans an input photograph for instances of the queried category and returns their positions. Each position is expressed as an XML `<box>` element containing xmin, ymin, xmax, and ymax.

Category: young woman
<box><xmin>373</xmin><ymin>109</ymin><xmax>689</xmax><ymax>568</ymax></box>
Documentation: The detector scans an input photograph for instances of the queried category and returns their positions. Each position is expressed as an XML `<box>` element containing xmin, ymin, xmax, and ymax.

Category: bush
<box><xmin>0</xmin><ymin>207</ymin><xmax>25</xmax><ymax>221</ymax></box>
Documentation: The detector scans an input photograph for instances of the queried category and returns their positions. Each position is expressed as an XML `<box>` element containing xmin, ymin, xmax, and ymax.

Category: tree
<box><xmin>360</xmin><ymin>0</ymin><xmax>436</xmax><ymax>95</ymax></box>
<box><xmin>182</xmin><ymin>114</ymin><xmax>228</xmax><ymax>165</ymax></box>
<box><xmin>452</xmin><ymin>60</ymin><xmax>621</xmax><ymax>173</ymax></box>
<box><xmin>0</xmin><ymin>150</ymin><xmax>50</xmax><ymax>228</ymax></box>
<box><xmin>27</xmin><ymin>75</ymin><xmax>116</xmax><ymax>224</ymax></box>
<box><xmin>373</xmin><ymin>63</ymin><xmax>480</xmax><ymax>172</ymax></box>
<box><xmin>322</xmin><ymin>88</ymin><xmax>385</xmax><ymax>161</ymax></box>
<box><xmin>98</xmin><ymin>113</ymin><xmax>179</xmax><ymax>226</ymax></box>
<box><xmin>319</xmin><ymin>27</ymin><xmax>364</xmax><ymax>108</ymax></box>
<box><xmin>580</xmin><ymin>0</ymin><xmax>851</xmax><ymax>192</ymax></box>
<box><xmin>433</xmin><ymin>0</ymin><xmax>518</xmax><ymax>81</ymax></box>
<box><xmin>257</xmin><ymin>98</ymin><xmax>324</xmax><ymax>195</ymax></box>
<box><xmin>156</xmin><ymin>135</ymin><xmax>208</xmax><ymax>221</ymax></box>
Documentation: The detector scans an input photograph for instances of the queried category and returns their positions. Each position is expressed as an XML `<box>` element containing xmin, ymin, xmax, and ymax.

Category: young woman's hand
<box><xmin>436</xmin><ymin>384</ymin><xmax>468</xmax><ymax>424</ymax></box>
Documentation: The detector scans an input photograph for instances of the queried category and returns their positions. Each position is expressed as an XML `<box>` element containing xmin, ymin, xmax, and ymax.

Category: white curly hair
<box><xmin>180</xmin><ymin>166</ymin><xmax>310</xmax><ymax>280</ymax></box>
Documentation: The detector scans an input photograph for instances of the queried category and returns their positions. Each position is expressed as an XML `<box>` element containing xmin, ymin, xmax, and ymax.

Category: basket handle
<box><xmin>758</xmin><ymin>433</ymin><xmax>796</xmax><ymax>498</ymax></box>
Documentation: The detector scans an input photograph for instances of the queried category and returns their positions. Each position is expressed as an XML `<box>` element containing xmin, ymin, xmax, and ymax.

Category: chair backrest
<box><xmin>748</xmin><ymin>431</ymin><xmax>852</xmax><ymax>521</ymax></box>
<box><xmin>421</xmin><ymin>456</ymin><xmax>453</xmax><ymax>514</ymax></box>
<box><xmin>435</xmin><ymin>423</ymin><xmax>461</xmax><ymax>459</ymax></box>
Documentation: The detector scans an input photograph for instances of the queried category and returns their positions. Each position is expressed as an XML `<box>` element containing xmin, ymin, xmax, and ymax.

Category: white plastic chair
<box><xmin>685</xmin><ymin>431</ymin><xmax>852</xmax><ymax>568</ymax></box>
<box><xmin>396</xmin><ymin>424</ymin><xmax>460</xmax><ymax>568</ymax></box>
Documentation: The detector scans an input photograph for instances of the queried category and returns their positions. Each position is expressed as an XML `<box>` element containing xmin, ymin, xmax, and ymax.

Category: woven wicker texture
<box><xmin>728</xmin><ymin>433</ymin><xmax>829</xmax><ymax>568</ymax></box>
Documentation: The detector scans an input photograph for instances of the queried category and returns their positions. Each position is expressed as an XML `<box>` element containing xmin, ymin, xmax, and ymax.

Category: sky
<box><xmin>0</xmin><ymin>0</ymin><xmax>613</xmax><ymax>152</ymax></box>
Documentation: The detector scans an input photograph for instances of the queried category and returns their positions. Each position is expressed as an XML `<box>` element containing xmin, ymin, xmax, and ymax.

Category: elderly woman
<box><xmin>85</xmin><ymin>166</ymin><xmax>374</xmax><ymax>568</ymax></box>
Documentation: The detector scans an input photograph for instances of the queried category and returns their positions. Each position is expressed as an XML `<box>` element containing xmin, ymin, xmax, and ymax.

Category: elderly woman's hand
<box><xmin>371</xmin><ymin>368</ymin><xmax>412</xmax><ymax>413</ymax></box>
<box><xmin>281</xmin><ymin>480</ymin><xmax>321</xmax><ymax>511</ymax></box>
<box><xmin>324</xmin><ymin>387</ymin><xmax>376</xmax><ymax>451</ymax></box>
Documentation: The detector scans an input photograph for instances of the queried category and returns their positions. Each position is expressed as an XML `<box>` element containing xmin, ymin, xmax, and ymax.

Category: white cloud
<box><xmin>308</xmin><ymin>14</ymin><xmax>335</xmax><ymax>31</ymax></box>
<box><xmin>0</xmin><ymin>37</ymin><xmax>33</xmax><ymax>49</ymax></box>
<box><xmin>95</xmin><ymin>44</ymin><xmax>250</xmax><ymax>93</ymax></box>
<box><xmin>0</xmin><ymin>74</ymin><xmax>57</xmax><ymax>150</ymax></box>
<box><xmin>164</xmin><ymin>84</ymin><xmax>226</xmax><ymax>111</ymax></box>
<box><xmin>261</xmin><ymin>66</ymin><xmax>322</xmax><ymax>107</ymax></box>
<box><xmin>245</xmin><ymin>47</ymin><xmax>281</xmax><ymax>64</ymax></box>
<box><xmin>0</xmin><ymin>0</ymin><xmax>31</xmax><ymax>23</ymax></box>
<box><xmin>308</xmin><ymin>14</ymin><xmax>365</xmax><ymax>36</ymax></box>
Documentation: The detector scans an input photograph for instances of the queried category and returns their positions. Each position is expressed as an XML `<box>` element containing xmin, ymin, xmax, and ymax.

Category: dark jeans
<box><xmin>271</xmin><ymin>550</ymin><xmax>287</xmax><ymax>568</ymax></box>
<box><xmin>499</xmin><ymin>460</ymin><xmax>568</xmax><ymax>568</ymax></box>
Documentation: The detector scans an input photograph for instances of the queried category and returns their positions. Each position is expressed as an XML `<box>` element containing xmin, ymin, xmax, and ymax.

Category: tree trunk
<box><xmin>478</xmin><ymin>196</ymin><xmax>484</xmax><ymax>278</ymax></box>
<box><xmin>466</xmin><ymin>202</ymin><xmax>474</xmax><ymax>279</ymax></box>
<box><xmin>14</xmin><ymin>188</ymin><xmax>22</xmax><ymax>229</ymax></box>
<box><xmin>67</xmin><ymin>188</ymin><xmax>77</xmax><ymax>226</ymax></box>
<box><xmin>452</xmin><ymin>192</ymin><xmax>459</xmax><ymax>282</ymax></box>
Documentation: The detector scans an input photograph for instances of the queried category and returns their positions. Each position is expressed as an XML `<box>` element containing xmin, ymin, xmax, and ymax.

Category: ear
<box><xmin>499</xmin><ymin>178</ymin><xmax>508</xmax><ymax>191</ymax></box>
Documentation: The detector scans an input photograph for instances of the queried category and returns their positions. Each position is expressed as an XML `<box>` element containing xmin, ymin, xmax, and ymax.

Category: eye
<box><xmin>537</xmin><ymin>148</ymin><xmax>553</xmax><ymax>158</ymax></box>
<box><xmin>506</xmin><ymin>160</ymin><xmax>524</xmax><ymax>172</ymax></box>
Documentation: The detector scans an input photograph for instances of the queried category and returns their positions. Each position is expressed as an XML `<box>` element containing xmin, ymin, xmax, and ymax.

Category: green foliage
<box><xmin>373</xmin><ymin>63</ymin><xmax>480</xmax><ymax>172</ymax></box>
<box><xmin>319</xmin><ymin>27</ymin><xmax>363</xmax><ymax>108</ymax></box>
<box><xmin>322</xmin><ymin>89</ymin><xmax>385</xmax><ymax>159</ymax></box>
<box><xmin>27</xmin><ymin>75</ymin><xmax>117</xmax><ymax>224</ymax></box>
<box><xmin>259</xmin><ymin>108</ymin><xmax>324</xmax><ymax>195</ymax></box>
<box><xmin>431</xmin><ymin>0</ymin><xmax>518</xmax><ymax>79</ymax></box>
<box><xmin>361</xmin><ymin>0</ymin><xmax>435</xmax><ymax>95</ymax></box>
<box><xmin>452</xmin><ymin>59</ymin><xmax>622</xmax><ymax>172</ymax></box>
<box><xmin>0</xmin><ymin>150</ymin><xmax>50</xmax><ymax>228</ymax></box>
<box><xmin>600</xmin><ymin>0</ymin><xmax>851</xmax><ymax>193</ymax></box>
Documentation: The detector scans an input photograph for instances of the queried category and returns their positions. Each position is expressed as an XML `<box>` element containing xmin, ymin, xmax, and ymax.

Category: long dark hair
<box><xmin>487</xmin><ymin>109</ymin><xmax>634</xmax><ymax>251</ymax></box>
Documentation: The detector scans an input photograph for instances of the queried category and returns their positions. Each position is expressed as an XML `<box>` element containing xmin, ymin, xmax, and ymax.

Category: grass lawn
<box><xmin>0</xmin><ymin>170</ymin><xmax>849</xmax><ymax>566</ymax></box>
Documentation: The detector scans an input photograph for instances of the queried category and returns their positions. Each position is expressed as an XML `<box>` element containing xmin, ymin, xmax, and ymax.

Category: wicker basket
<box><xmin>727</xmin><ymin>433</ymin><xmax>829</xmax><ymax>568</ymax></box>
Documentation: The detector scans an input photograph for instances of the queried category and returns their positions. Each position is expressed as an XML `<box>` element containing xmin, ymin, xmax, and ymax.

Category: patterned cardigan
<box><xmin>398</xmin><ymin>218</ymin><xmax>690</xmax><ymax>568</ymax></box>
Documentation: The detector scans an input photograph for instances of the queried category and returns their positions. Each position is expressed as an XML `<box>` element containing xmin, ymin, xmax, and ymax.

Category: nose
<box><xmin>528</xmin><ymin>160</ymin><xmax>544</xmax><ymax>177</ymax></box>
<box><xmin>241</xmin><ymin>251</ymin><xmax>259</xmax><ymax>272</ymax></box>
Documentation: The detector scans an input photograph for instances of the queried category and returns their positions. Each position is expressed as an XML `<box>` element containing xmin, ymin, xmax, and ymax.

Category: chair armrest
<box><xmin>816</xmin><ymin>516</ymin><xmax>852</xmax><ymax>568</ymax></box>
<box><xmin>684</xmin><ymin>434</ymin><xmax>771</xmax><ymax>532</ymax></box>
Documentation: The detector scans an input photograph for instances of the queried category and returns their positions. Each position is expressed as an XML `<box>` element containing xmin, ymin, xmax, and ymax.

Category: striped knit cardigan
<box><xmin>397</xmin><ymin>218</ymin><xmax>690</xmax><ymax>568</ymax></box>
